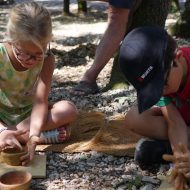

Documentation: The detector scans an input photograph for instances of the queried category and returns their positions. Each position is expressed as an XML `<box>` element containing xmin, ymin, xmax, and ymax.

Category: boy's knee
<box><xmin>124</xmin><ymin>108</ymin><xmax>138</xmax><ymax>131</ymax></box>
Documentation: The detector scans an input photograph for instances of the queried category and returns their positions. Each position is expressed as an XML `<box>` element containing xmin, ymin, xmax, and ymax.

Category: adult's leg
<box><xmin>83</xmin><ymin>6</ymin><xmax>129</xmax><ymax>81</ymax></box>
<box><xmin>71</xmin><ymin>5</ymin><xmax>130</xmax><ymax>95</ymax></box>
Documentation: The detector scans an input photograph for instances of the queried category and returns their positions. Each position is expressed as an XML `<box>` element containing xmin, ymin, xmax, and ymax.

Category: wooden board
<box><xmin>156</xmin><ymin>175</ymin><xmax>175</xmax><ymax>190</ymax></box>
<box><xmin>0</xmin><ymin>153</ymin><xmax>46</xmax><ymax>178</ymax></box>
<box><xmin>157</xmin><ymin>180</ymin><xmax>174</xmax><ymax>190</ymax></box>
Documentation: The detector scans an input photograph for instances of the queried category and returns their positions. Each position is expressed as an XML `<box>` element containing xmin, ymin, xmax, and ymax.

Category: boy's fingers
<box><xmin>184</xmin><ymin>183</ymin><xmax>189</xmax><ymax>190</ymax></box>
<box><xmin>168</xmin><ymin>168</ymin><xmax>178</xmax><ymax>183</ymax></box>
<box><xmin>178</xmin><ymin>143</ymin><xmax>188</xmax><ymax>154</ymax></box>
<box><xmin>179</xmin><ymin>168</ymin><xmax>188</xmax><ymax>174</ymax></box>
<box><xmin>176</xmin><ymin>155</ymin><xmax>188</xmax><ymax>163</ymax></box>
<box><xmin>163</xmin><ymin>154</ymin><xmax>175</xmax><ymax>162</ymax></box>
<box><xmin>176</xmin><ymin>162</ymin><xmax>188</xmax><ymax>169</ymax></box>
<box><xmin>174</xmin><ymin>174</ymin><xmax>184</xmax><ymax>190</ymax></box>
<box><xmin>184</xmin><ymin>171</ymin><xmax>190</xmax><ymax>178</ymax></box>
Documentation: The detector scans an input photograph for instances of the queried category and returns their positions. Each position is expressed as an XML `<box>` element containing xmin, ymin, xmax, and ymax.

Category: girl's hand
<box><xmin>0</xmin><ymin>129</ymin><xmax>25</xmax><ymax>150</ymax></box>
<box><xmin>21</xmin><ymin>135</ymin><xmax>41</xmax><ymax>166</ymax></box>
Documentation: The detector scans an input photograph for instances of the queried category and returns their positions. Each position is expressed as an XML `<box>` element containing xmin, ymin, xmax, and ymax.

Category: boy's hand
<box><xmin>163</xmin><ymin>143</ymin><xmax>188</xmax><ymax>163</ymax></box>
<box><xmin>163</xmin><ymin>143</ymin><xmax>190</xmax><ymax>189</ymax></box>
<box><xmin>175</xmin><ymin>144</ymin><xmax>190</xmax><ymax>179</ymax></box>
<box><xmin>21</xmin><ymin>135</ymin><xmax>41</xmax><ymax>166</ymax></box>
<box><xmin>163</xmin><ymin>153</ymin><xmax>175</xmax><ymax>163</ymax></box>
<box><xmin>0</xmin><ymin>129</ymin><xmax>25</xmax><ymax>150</ymax></box>
<box><xmin>168</xmin><ymin>167</ymin><xmax>187</xmax><ymax>190</ymax></box>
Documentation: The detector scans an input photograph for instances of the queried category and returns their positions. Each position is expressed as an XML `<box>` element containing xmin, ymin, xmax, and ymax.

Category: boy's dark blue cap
<box><xmin>119</xmin><ymin>26</ymin><xmax>168</xmax><ymax>113</ymax></box>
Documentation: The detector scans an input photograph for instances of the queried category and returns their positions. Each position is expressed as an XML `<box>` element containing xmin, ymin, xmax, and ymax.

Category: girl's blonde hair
<box><xmin>7</xmin><ymin>2</ymin><xmax>52</xmax><ymax>50</ymax></box>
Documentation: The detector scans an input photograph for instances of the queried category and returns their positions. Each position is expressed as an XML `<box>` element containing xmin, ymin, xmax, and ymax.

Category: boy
<box><xmin>119</xmin><ymin>26</ymin><xmax>190</xmax><ymax>187</ymax></box>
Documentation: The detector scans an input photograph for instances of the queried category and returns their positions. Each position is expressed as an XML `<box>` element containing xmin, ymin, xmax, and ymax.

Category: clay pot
<box><xmin>0</xmin><ymin>170</ymin><xmax>32</xmax><ymax>190</ymax></box>
<box><xmin>1</xmin><ymin>147</ymin><xmax>27</xmax><ymax>166</ymax></box>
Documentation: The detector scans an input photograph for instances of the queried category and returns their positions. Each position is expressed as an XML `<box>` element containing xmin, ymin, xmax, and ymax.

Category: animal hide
<box><xmin>36</xmin><ymin>110</ymin><xmax>142</xmax><ymax>156</ymax></box>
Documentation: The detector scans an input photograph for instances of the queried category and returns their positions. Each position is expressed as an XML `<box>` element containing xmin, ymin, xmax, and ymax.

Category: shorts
<box><xmin>109</xmin><ymin>0</ymin><xmax>133</xmax><ymax>9</ymax></box>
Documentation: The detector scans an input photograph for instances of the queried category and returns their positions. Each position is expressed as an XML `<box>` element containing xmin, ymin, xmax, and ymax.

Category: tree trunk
<box><xmin>77</xmin><ymin>0</ymin><xmax>87</xmax><ymax>15</ymax></box>
<box><xmin>106</xmin><ymin>0</ymin><xmax>171</xmax><ymax>91</ymax></box>
<box><xmin>63</xmin><ymin>0</ymin><xmax>70</xmax><ymax>15</ymax></box>
<box><xmin>0</xmin><ymin>0</ymin><xmax>14</xmax><ymax>5</ymax></box>
<box><xmin>170</xmin><ymin>0</ymin><xmax>190</xmax><ymax>38</ymax></box>
<box><xmin>129</xmin><ymin>0</ymin><xmax>171</xmax><ymax>30</ymax></box>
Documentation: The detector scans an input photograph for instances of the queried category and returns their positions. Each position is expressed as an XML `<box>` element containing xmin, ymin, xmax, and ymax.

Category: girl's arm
<box><xmin>160</xmin><ymin>103</ymin><xmax>188</xmax><ymax>152</ymax></box>
<box><xmin>29</xmin><ymin>52</ymin><xmax>55</xmax><ymax>138</ymax></box>
<box><xmin>21</xmin><ymin>53</ymin><xmax>55</xmax><ymax>164</ymax></box>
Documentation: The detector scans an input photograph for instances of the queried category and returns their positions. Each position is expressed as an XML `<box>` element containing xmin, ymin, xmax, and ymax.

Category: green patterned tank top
<box><xmin>0</xmin><ymin>43</ymin><xmax>43</xmax><ymax>126</ymax></box>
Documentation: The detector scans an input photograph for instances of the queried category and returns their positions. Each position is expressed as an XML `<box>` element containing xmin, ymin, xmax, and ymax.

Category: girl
<box><xmin>0</xmin><ymin>2</ymin><xmax>77</xmax><ymax>165</ymax></box>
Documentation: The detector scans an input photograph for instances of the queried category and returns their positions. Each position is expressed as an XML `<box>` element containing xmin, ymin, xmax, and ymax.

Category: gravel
<box><xmin>31</xmin><ymin>85</ymin><xmax>169</xmax><ymax>190</ymax></box>
<box><xmin>31</xmin><ymin>151</ymin><xmax>167</xmax><ymax>190</ymax></box>
<box><xmin>0</xmin><ymin>1</ymin><xmax>175</xmax><ymax>189</ymax></box>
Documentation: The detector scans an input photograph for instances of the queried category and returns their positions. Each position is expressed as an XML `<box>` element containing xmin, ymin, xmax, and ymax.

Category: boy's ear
<box><xmin>175</xmin><ymin>50</ymin><xmax>183</xmax><ymax>61</ymax></box>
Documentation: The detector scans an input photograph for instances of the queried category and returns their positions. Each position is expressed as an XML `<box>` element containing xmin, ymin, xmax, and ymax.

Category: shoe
<box><xmin>70</xmin><ymin>81</ymin><xmax>99</xmax><ymax>95</ymax></box>
<box><xmin>134</xmin><ymin>138</ymin><xmax>172</xmax><ymax>170</ymax></box>
<box><xmin>41</xmin><ymin>126</ymin><xmax>71</xmax><ymax>144</ymax></box>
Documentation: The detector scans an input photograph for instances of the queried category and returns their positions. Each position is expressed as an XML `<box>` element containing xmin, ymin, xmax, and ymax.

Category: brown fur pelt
<box><xmin>36</xmin><ymin>110</ymin><xmax>142</xmax><ymax>156</ymax></box>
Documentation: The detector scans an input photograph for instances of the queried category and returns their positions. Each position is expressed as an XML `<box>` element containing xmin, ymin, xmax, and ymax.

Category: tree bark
<box><xmin>63</xmin><ymin>0</ymin><xmax>70</xmax><ymax>15</ymax></box>
<box><xmin>0</xmin><ymin>0</ymin><xmax>14</xmax><ymax>5</ymax></box>
<box><xmin>170</xmin><ymin>0</ymin><xmax>190</xmax><ymax>38</ymax></box>
<box><xmin>63</xmin><ymin>0</ymin><xmax>87</xmax><ymax>15</ymax></box>
<box><xmin>129</xmin><ymin>0</ymin><xmax>171</xmax><ymax>30</ymax></box>
<box><xmin>77</xmin><ymin>0</ymin><xmax>87</xmax><ymax>15</ymax></box>
<box><xmin>106</xmin><ymin>0</ymin><xmax>171</xmax><ymax>91</ymax></box>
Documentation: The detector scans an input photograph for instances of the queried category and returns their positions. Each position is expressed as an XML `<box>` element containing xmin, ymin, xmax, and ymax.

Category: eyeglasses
<box><xmin>12</xmin><ymin>44</ymin><xmax>45</xmax><ymax>63</ymax></box>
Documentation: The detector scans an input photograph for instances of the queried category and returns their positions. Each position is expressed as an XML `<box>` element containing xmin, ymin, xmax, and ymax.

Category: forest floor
<box><xmin>0</xmin><ymin>1</ymin><xmax>189</xmax><ymax>190</ymax></box>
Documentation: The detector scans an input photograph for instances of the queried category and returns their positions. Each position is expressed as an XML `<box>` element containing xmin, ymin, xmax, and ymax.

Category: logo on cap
<box><xmin>137</xmin><ymin>66</ymin><xmax>153</xmax><ymax>82</ymax></box>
